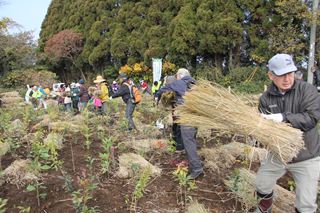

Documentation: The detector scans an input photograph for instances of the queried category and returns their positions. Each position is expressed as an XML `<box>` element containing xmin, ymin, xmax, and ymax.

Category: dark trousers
<box><xmin>180</xmin><ymin>125</ymin><xmax>202</xmax><ymax>173</ymax></box>
<box><xmin>125</xmin><ymin>101</ymin><xmax>136</xmax><ymax>130</ymax></box>
<box><xmin>72</xmin><ymin>99</ymin><xmax>79</xmax><ymax>112</ymax></box>
<box><xmin>172</xmin><ymin>123</ymin><xmax>184</xmax><ymax>150</ymax></box>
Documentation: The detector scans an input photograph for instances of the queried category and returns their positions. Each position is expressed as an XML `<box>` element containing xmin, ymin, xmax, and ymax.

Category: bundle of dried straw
<box><xmin>176</xmin><ymin>80</ymin><xmax>304</xmax><ymax>163</ymax></box>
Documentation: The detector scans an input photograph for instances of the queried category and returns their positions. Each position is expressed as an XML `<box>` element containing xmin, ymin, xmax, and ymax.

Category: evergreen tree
<box><xmin>39</xmin><ymin>0</ymin><xmax>313</xmax><ymax>80</ymax></box>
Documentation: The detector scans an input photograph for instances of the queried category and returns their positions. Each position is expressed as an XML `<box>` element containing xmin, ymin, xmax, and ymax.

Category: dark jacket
<box><xmin>156</xmin><ymin>76</ymin><xmax>196</xmax><ymax>105</ymax></box>
<box><xmin>71</xmin><ymin>87</ymin><xmax>80</xmax><ymax>101</ymax></box>
<box><xmin>79</xmin><ymin>85</ymin><xmax>89</xmax><ymax>102</ymax></box>
<box><xmin>259</xmin><ymin>80</ymin><xmax>320</xmax><ymax>163</ymax></box>
<box><xmin>111</xmin><ymin>81</ymin><xmax>131</xmax><ymax>104</ymax></box>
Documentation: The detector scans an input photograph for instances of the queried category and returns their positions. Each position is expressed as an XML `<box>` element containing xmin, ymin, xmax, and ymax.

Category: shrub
<box><xmin>195</xmin><ymin>65</ymin><xmax>223</xmax><ymax>82</ymax></box>
<box><xmin>0</xmin><ymin>69</ymin><xmax>58</xmax><ymax>88</ymax></box>
<box><xmin>216</xmin><ymin>66</ymin><xmax>270</xmax><ymax>94</ymax></box>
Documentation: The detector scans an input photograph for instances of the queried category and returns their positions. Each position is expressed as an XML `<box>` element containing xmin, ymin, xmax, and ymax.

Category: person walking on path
<box><xmin>110</xmin><ymin>73</ymin><xmax>137</xmax><ymax>131</ymax></box>
<box><xmin>93</xmin><ymin>75</ymin><xmax>109</xmax><ymax>115</ymax></box>
<box><xmin>255</xmin><ymin>53</ymin><xmax>320</xmax><ymax>213</ymax></box>
<box><xmin>155</xmin><ymin>68</ymin><xmax>203</xmax><ymax>180</ymax></box>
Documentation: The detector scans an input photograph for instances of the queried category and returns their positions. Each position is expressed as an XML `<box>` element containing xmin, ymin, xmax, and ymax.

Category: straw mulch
<box><xmin>186</xmin><ymin>200</ymin><xmax>209</xmax><ymax>213</ymax></box>
<box><xmin>1</xmin><ymin>159</ymin><xmax>38</xmax><ymax>188</ymax></box>
<box><xmin>124</xmin><ymin>139</ymin><xmax>168</xmax><ymax>153</ymax></box>
<box><xmin>199</xmin><ymin>142</ymin><xmax>268</xmax><ymax>174</ymax></box>
<box><xmin>0</xmin><ymin>141</ymin><xmax>10</xmax><ymax>156</ymax></box>
<box><xmin>0</xmin><ymin>91</ymin><xmax>20</xmax><ymax>98</ymax></box>
<box><xmin>44</xmin><ymin>133</ymin><xmax>64</xmax><ymax>149</ymax></box>
<box><xmin>176</xmin><ymin>80</ymin><xmax>304</xmax><ymax>163</ymax></box>
<box><xmin>224</xmin><ymin>168</ymin><xmax>295</xmax><ymax>213</ymax></box>
<box><xmin>1</xmin><ymin>97</ymin><xmax>24</xmax><ymax>105</ymax></box>
<box><xmin>116</xmin><ymin>153</ymin><xmax>161</xmax><ymax>178</ymax></box>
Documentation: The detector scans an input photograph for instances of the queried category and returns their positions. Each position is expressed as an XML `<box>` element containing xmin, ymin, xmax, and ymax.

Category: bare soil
<box><xmin>0</xmin><ymin>107</ymin><xmax>295</xmax><ymax>213</ymax></box>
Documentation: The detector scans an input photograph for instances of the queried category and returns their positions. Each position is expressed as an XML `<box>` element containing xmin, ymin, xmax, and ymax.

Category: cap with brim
<box><xmin>268</xmin><ymin>54</ymin><xmax>297</xmax><ymax>76</ymax></box>
<box><xmin>176</xmin><ymin>68</ymin><xmax>190</xmax><ymax>76</ymax></box>
<box><xmin>93</xmin><ymin>75</ymin><xmax>106</xmax><ymax>83</ymax></box>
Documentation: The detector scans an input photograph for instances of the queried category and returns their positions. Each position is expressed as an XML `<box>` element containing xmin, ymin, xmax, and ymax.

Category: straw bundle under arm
<box><xmin>176</xmin><ymin>80</ymin><xmax>304</xmax><ymax>163</ymax></box>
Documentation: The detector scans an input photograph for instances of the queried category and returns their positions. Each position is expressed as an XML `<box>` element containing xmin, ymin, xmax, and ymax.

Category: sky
<box><xmin>0</xmin><ymin>0</ymin><xmax>52</xmax><ymax>40</ymax></box>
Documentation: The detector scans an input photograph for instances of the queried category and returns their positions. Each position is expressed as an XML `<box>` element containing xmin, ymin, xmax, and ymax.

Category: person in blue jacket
<box><xmin>155</xmin><ymin>68</ymin><xmax>203</xmax><ymax>180</ymax></box>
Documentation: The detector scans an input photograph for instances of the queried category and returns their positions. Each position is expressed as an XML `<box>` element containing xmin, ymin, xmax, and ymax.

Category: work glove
<box><xmin>109</xmin><ymin>96</ymin><xmax>113</xmax><ymax>100</ymax></box>
<box><xmin>261</xmin><ymin>113</ymin><xmax>283</xmax><ymax>123</ymax></box>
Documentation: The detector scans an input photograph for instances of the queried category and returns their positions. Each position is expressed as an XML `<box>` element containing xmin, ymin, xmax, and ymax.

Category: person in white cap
<box><xmin>254</xmin><ymin>54</ymin><xmax>320</xmax><ymax>213</ymax></box>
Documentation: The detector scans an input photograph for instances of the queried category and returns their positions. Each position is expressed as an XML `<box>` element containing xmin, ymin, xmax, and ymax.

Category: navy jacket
<box><xmin>111</xmin><ymin>81</ymin><xmax>131</xmax><ymax>104</ymax></box>
<box><xmin>156</xmin><ymin>76</ymin><xmax>196</xmax><ymax>105</ymax></box>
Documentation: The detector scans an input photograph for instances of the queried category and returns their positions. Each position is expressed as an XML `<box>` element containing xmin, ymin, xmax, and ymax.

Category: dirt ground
<box><xmin>0</xmin><ymin>130</ymin><xmax>298</xmax><ymax>213</ymax></box>
<box><xmin>0</xmin><ymin>97</ymin><xmax>299</xmax><ymax>213</ymax></box>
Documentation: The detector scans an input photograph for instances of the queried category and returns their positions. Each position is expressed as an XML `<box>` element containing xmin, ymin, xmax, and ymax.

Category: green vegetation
<box><xmin>32</xmin><ymin>0</ymin><xmax>314</xmax><ymax>93</ymax></box>
<box><xmin>172</xmin><ymin>165</ymin><xmax>197</xmax><ymax>206</ymax></box>
<box><xmin>26</xmin><ymin>181</ymin><xmax>47</xmax><ymax>207</ymax></box>
<box><xmin>131</xmin><ymin>167</ymin><xmax>152</xmax><ymax>211</ymax></box>
<box><xmin>0</xmin><ymin>198</ymin><xmax>7</xmax><ymax>213</ymax></box>
<box><xmin>99</xmin><ymin>137</ymin><xmax>114</xmax><ymax>175</ymax></box>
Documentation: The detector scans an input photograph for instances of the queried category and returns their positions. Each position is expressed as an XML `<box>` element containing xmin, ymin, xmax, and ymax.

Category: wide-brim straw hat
<box><xmin>93</xmin><ymin>75</ymin><xmax>106</xmax><ymax>83</ymax></box>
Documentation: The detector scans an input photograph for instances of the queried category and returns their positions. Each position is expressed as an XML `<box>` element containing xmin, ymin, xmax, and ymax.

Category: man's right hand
<box><xmin>261</xmin><ymin>113</ymin><xmax>283</xmax><ymax>123</ymax></box>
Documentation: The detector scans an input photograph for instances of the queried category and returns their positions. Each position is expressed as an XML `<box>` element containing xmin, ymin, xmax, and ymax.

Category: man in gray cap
<box><xmin>254</xmin><ymin>54</ymin><xmax>320</xmax><ymax>213</ymax></box>
<box><xmin>155</xmin><ymin>68</ymin><xmax>203</xmax><ymax>179</ymax></box>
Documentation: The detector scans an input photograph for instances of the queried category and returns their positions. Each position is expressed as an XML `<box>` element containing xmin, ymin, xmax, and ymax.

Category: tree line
<box><xmin>1</xmin><ymin>0</ymin><xmax>319</xmax><ymax>93</ymax></box>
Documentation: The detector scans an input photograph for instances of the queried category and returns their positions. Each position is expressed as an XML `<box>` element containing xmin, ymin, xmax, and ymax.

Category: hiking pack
<box><xmin>124</xmin><ymin>83</ymin><xmax>142</xmax><ymax>104</ymax></box>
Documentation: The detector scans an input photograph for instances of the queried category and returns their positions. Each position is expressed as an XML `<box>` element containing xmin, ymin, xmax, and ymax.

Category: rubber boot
<box><xmin>253</xmin><ymin>191</ymin><xmax>273</xmax><ymax>213</ymax></box>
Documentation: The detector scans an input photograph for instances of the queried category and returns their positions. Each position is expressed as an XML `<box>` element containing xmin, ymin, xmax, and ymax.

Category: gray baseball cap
<box><xmin>268</xmin><ymin>54</ymin><xmax>297</xmax><ymax>76</ymax></box>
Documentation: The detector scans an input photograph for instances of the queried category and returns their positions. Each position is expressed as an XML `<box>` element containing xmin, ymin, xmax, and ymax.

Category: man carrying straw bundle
<box><xmin>253</xmin><ymin>54</ymin><xmax>320</xmax><ymax>213</ymax></box>
<box><xmin>155</xmin><ymin>68</ymin><xmax>203</xmax><ymax>180</ymax></box>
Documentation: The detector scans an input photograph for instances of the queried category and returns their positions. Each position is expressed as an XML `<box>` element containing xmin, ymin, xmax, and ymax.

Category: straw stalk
<box><xmin>176</xmin><ymin>80</ymin><xmax>304</xmax><ymax>163</ymax></box>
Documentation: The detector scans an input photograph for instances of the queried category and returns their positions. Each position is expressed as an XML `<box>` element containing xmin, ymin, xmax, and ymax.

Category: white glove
<box><xmin>156</xmin><ymin>119</ymin><xmax>164</xmax><ymax>129</ymax></box>
<box><xmin>154</xmin><ymin>97</ymin><xmax>158</xmax><ymax>102</ymax></box>
<box><xmin>109</xmin><ymin>96</ymin><xmax>113</xmax><ymax>100</ymax></box>
<box><xmin>261</xmin><ymin>113</ymin><xmax>283</xmax><ymax>123</ymax></box>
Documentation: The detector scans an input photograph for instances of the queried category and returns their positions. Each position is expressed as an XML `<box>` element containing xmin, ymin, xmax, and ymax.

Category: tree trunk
<box><xmin>228</xmin><ymin>46</ymin><xmax>233</xmax><ymax>69</ymax></box>
<box><xmin>214</xmin><ymin>54</ymin><xmax>223</xmax><ymax>71</ymax></box>
<box><xmin>71</xmin><ymin>60</ymin><xmax>86</xmax><ymax>82</ymax></box>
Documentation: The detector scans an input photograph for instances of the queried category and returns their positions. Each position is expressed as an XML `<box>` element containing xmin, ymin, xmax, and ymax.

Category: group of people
<box><xmin>23</xmin><ymin>53</ymin><xmax>320</xmax><ymax>212</ymax></box>
<box><xmin>25</xmin><ymin>84</ymin><xmax>49</xmax><ymax>110</ymax></box>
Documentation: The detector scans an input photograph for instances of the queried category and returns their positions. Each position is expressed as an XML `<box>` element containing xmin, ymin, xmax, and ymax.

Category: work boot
<box><xmin>187</xmin><ymin>169</ymin><xmax>204</xmax><ymax>180</ymax></box>
<box><xmin>252</xmin><ymin>191</ymin><xmax>273</xmax><ymax>213</ymax></box>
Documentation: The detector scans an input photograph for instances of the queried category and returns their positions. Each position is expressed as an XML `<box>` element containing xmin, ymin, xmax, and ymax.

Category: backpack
<box><xmin>124</xmin><ymin>83</ymin><xmax>142</xmax><ymax>104</ymax></box>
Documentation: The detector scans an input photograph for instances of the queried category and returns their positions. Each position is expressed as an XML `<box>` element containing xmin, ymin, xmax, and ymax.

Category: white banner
<box><xmin>152</xmin><ymin>58</ymin><xmax>162</xmax><ymax>83</ymax></box>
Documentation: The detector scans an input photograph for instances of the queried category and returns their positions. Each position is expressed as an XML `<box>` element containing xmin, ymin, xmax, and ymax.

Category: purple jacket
<box><xmin>79</xmin><ymin>85</ymin><xmax>89</xmax><ymax>102</ymax></box>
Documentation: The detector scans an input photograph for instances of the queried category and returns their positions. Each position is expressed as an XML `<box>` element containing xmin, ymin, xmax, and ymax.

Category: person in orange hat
<box><xmin>93</xmin><ymin>75</ymin><xmax>109</xmax><ymax>115</ymax></box>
